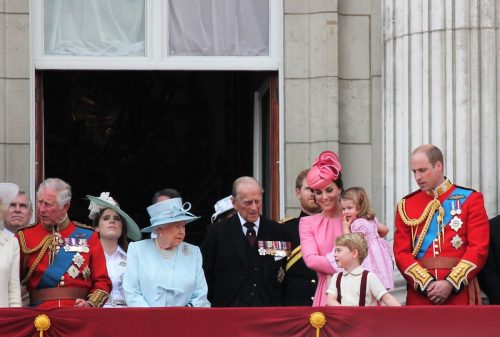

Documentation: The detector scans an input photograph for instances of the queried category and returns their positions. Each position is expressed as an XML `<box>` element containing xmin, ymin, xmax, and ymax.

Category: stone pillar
<box><xmin>0</xmin><ymin>1</ymin><xmax>30</xmax><ymax>189</ymax></box>
<box><xmin>382</xmin><ymin>0</ymin><xmax>500</xmax><ymax>222</ymax></box>
<box><xmin>283</xmin><ymin>0</ymin><xmax>340</xmax><ymax>216</ymax></box>
<box><xmin>383</xmin><ymin>0</ymin><xmax>500</xmax><ymax>302</ymax></box>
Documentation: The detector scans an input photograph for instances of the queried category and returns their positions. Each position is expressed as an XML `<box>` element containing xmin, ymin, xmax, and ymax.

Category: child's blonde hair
<box><xmin>335</xmin><ymin>232</ymin><xmax>368</xmax><ymax>263</ymax></box>
<box><xmin>340</xmin><ymin>187</ymin><xmax>375</xmax><ymax>220</ymax></box>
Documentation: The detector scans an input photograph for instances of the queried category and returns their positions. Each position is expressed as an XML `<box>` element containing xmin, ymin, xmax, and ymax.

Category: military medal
<box><xmin>82</xmin><ymin>266</ymin><xmax>91</xmax><ymax>280</ymax></box>
<box><xmin>277</xmin><ymin>266</ymin><xmax>285</xmax><ymax>283</ymax></box>
<box><xmin>72</xmin><ymin>253</ymin><xmax>85</xmax><ymax>268</ymax></box>
<box><xmin>451</xmin><ymin>235</ymin><xmax>463</xmax><ymax>249</ymax></box>
<box><xmin>450</xmin><ymin>216</ymin><xmax>463</xmax><ymax>232</ymax></box>
<box><xmin>67</xmin><ymin>265</ymin><xmax>80</xmax><ymax>279</ymax></box>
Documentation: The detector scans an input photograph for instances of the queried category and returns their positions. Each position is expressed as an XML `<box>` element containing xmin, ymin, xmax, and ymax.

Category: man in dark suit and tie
<box><xmin>201</xmin><ymin>176</ymin><xmax>289</xmax><ymax>307</ymax></box>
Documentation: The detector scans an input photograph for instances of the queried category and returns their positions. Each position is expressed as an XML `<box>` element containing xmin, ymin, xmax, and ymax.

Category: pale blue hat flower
<box><xmin>142</xmin><ymin>197</ymin><xmax>200</xmax><ymax>233</ymax></box>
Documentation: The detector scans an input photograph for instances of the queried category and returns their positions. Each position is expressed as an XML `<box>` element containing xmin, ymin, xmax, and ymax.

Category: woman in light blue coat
<box><xmin>123</xmin><ymin>198</ymin><xmax>210</xmax><ymax>307</ymax></box>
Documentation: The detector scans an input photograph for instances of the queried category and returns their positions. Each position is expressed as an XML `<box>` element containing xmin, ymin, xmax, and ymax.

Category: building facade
<box><xmin>1</xmin><ymin>0</ymin><xmax>499</xmax><ymax>300</ymax></box>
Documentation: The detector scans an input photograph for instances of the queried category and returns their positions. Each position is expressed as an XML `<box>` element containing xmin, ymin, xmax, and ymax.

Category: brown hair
<box><xmin>412</xmin><ymin>144</ymin><xmax>444</xmax><ymax>168</ymax></box>
<box><xmin>93</xmin><ymin>208</ymin><xmax>129</xmax><ymax>252</ymax></box>
<box><xmin>340</xmin><ymin>187</ymin><xmax>375</xmax><ymax>220</ymax></box>
<box><xmin>295</xmin><ymin>169</ymin><xmax>309</xmax><ymax>189</ymax></box>
<box><xmin>336</xmin><ymin>232</ymin><xmax>368</xmax><ymax>263</ymax></box>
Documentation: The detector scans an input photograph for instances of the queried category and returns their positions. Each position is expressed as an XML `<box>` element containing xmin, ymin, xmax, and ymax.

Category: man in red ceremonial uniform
<box><xmin>17</xmin><ymin>178</ymin><xmax>111</xmax><ymax>308</ymax></box>
<box><xmin>394</xmin><ymin>144</ymin><xmax>489</xmax><ymax>305</ymax></box>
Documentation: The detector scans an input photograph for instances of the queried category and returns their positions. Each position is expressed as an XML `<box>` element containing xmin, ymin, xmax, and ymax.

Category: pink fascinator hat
<box><xmin>306</xmin><ymin>151</ymin><xmax>342</xmax><ymax>189</ymax></box>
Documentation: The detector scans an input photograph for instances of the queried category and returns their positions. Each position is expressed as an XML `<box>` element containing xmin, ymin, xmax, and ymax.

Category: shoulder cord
<box><xmin>397</xmin><ymin>198</ymin><xmax>443</xmax><ymax>257</ymax></box>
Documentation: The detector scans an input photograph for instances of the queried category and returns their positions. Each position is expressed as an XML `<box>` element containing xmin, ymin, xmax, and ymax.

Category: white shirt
<box><xmin>237</xmin><ymin>213</ymin><xmax>261</xmax><ymax>235</ymax></box>
<box><xmin>104</xmin><ymin>246</ymin><xmax>127</xmax><ymax>307</ymax></box>
<box><xmin>326</xmin><ymin>266</ymin><xmax>387</xmax><ymax>306</ymax></box>
<box><xmin>2</xmin><ymin>227</ymin><xmax>15</xmax><ymax>237</ymax></box>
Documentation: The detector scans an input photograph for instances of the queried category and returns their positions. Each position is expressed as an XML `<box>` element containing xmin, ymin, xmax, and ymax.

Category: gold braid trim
<box><xmin>397</xmin><ymin>198</ymin><xmax>443</xmax><ymax>257</ymax></box>
<box><xmin>18</xmin><ymin>231</ymin><xmax>53</xmax><ymax>285</ymax></box>
<box><xmin>446</xmin><ymin>260</ymin><xmax>477</xmax><ymax>290</ymax></box>
<box><xmin>87</xmin><ymin>289</ymin><xmax>110</xmax><ymax>308</ymax></box>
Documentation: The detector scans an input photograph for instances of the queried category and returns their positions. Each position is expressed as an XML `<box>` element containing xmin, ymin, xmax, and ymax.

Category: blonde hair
<box><xmin>340</xmin><ymin>187</ymin><xmax>375</xmax><ymax>220</ymax></box>
<box><xmin>335</xmin><ymin>232</ymin><xmax>368</xmax><ymax>263</ymax></box>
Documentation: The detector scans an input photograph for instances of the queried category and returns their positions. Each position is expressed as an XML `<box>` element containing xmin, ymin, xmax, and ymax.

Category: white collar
<box><xmin>344</xmin><ymin>265</ymin><xmax>365</xmax><ymax>276</ymax></box>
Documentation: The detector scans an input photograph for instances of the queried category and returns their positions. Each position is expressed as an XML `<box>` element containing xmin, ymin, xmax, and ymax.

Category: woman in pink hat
<box><xmin>299</xmin><ymin>151</ymin><xmax>344</xmax><ymax>306</ymax></box>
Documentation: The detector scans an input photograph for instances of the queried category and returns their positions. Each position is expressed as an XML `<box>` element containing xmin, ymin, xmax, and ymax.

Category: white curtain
<box><xmin>44</xmin><ymin>0</ymin><xmax>145</xmax><ymax>56</ymax></box>
<box><xmin>168</xmin><ymin>0</ymin><xmax>269</xmax><ymax>56</ymax></box>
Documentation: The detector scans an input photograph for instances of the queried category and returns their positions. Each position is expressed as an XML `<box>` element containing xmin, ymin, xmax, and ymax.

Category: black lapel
<box><xmin>227</xmin><ymin>215</ymin><xmax>249</xmax><ymax>268</ymax></box>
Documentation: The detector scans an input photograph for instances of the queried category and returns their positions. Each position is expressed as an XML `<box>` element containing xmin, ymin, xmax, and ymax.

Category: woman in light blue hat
<box><xmin>123</xmin><ymin>198</ymin><xmax>210</xmax><ymax>307</ymax></box>
<box><xmin>87</xmin><ymin>192</ymin><xmax>142</xmax><ymax>307</ymax></box>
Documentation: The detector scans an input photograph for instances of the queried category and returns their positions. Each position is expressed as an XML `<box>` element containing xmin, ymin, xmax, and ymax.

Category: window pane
<box><xmin>44</xmin><ymin>0</ymin><xmax>146</xmax><ymax>56</ymax></box>
<box><xmin>169</xmin><ymin>0</ymin><xmax>269</xmax><ymax>56</ymax></box>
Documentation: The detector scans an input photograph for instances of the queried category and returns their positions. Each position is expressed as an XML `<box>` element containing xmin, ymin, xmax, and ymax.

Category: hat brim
<box><xmin>86</xmin><ymin>195</ymin><xmax>142</xmax><ymax>241</ymax></box>
<box><xmin>0</xmin><ymin>183</ymin><xmax>19</xmax><ymax>205</ymax></box>
<box><xmin>141</xmin><ymin>215</ymin><xmax>200</xmax><ymax>233</ymax></box>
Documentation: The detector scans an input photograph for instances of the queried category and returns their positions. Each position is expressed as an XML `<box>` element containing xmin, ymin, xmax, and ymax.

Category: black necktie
<box><xmin>244</xmin><ymin>222</ymin><xmax>256</xmax><ymax>247</ymax></box>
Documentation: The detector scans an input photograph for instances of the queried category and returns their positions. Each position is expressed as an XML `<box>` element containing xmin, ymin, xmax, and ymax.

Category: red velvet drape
<box><xmin>0</xmin><ymin>306</ymin><xmax>498</xmax><ymax>337</ymax></box>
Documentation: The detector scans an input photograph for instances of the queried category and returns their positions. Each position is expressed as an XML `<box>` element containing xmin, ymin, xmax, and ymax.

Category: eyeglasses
<box><xmin>9</xmin><ymin>203</ymin><xmax>29</xmax><ymax>210</ymax></box>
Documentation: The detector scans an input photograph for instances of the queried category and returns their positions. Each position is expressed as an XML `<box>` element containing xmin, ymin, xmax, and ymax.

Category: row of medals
<box><xmin>449</xmin><ymin>200</ymin><xmax>464</xmax><ymax>249</ymax></box>
<box><xmin>48</xmin><ymin>233</ymin><xmax>90</xmax><ymax>279</ymax></box>
<box><xmin>257</xmin><ymin>241</ymin><xmax>291</xmax><ymax>257</ymax></box>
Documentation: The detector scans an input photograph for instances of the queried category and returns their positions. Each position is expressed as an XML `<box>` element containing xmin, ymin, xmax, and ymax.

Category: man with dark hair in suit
<box><xmin>478</xmin><ymin>215</ymin><xmax>500</xmax><ymax>304</ymax></box>
<box><xmin>201</xmin><ymin>176</ymin><xmax>289</xmax><ymax>307</ymax></box>
<box><xmin>282</xmin><ymin>169</ymin><xmax>320</xmax><ymax>306</ymax></box>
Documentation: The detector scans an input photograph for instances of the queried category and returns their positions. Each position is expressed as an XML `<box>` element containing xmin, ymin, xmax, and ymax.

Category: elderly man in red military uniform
<box><xmin>394</xmin><ymin>144</ymin><xmax>489</xmax><ymax>305</ymax></box>
<box><xmin>17</xmin><ymin>178</ymin><xmax>111</xmax><ymax>308</ymax></box>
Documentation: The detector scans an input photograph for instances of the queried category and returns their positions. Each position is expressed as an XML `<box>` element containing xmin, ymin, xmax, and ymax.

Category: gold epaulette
<box><xmin>16</xmin><ymin>223</ymin><xmax>37</xmax><ymax>233</ymax></box>
<box><xmin>446</xmin><ymin>259</ymin><xmax>476</xmax><ymax>290</ymax></box>
<box><xmin>279</xmin><ymin>216</ymin><xmax>296</xmax><ymax>224</ymax></box>
<box><xmin>404</xmin><ymin>262</ymin><xmax>434</xmax><ymax>291</ymax></box>
<box><xmin>87</xmin><ymin>289</ymin><xmax>110</xmax><ymax>308</ymax></box>
<box><xmin>73</xmin><ymin>221</ymin><xmax>95</xmax><ymax>230</ymax></box>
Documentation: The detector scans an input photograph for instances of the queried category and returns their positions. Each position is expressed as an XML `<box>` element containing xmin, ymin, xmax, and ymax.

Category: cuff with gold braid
<box><xmin>87</xmin><ymin>289</ymin><xmax>109</xmax><ymax>307</ymax></box>
<box><xmin>404</xmin><ymin>262</ymin><xmax>435</xmax><ymax>292</ymax></box>
<box><xmin>445</xmin><ymin>259</ymin><xmax>476</xmax><ymax>291</ymax></box>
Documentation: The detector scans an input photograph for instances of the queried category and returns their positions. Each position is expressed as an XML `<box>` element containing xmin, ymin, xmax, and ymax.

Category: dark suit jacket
<box><xmin>479</xmin><ymin>215</ymin><xmax>500</xmax><ymax>304</ymax></box>
<box><xmin>201</xmin><ymin>214</ymin><xmax>288</xmax><ymax>307</ymax></box>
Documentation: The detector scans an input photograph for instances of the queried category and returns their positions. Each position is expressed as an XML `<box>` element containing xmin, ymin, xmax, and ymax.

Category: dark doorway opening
<box><xmin>40</xmin><ymin>70</ymin><xmax>274</xmax><ymax>245</ymax></box>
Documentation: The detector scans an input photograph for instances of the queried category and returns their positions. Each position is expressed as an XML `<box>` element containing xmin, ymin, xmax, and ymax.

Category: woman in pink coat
<box><xmin>299</xmin><ymin>151</ymin><xmax>344</xmax><ymax>306</ymax></box>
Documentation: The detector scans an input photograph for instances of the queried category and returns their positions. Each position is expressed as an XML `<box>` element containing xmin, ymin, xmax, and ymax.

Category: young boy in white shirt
<box><xmin>326</xmin><ymin>233</ymin><xmax>400</xmax><ymax>306</ymax></box>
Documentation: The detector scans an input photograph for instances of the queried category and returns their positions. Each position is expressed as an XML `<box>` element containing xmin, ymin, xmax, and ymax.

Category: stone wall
<box><xmin>283</xmin><ymin>0</ymin><xmax>385</xmax><ymax>222</ymax></box>
<box><xmin>0</xmin><ymin>0</ymin><xmax>30</xmax><ymax>190</ymax></box>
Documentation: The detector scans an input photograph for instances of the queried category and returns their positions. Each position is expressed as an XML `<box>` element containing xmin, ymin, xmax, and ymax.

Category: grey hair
<box><xmin>232</xmin><ymin>176</ymin><xmax>263</xmax><ymax>200</ymax></box>
<box><xmin>17</xmin><ymin>191</ymin><xmax>33</xmax><ymax>212</ymax></box>
<box><xmin>37</xmin><ymin>178</ymin><xmax>72</xmax><ymax>207</ymax></box>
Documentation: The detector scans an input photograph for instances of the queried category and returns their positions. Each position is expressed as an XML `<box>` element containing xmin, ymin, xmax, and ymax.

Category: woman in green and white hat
<box><xmin>87</xmin><ymin>192</ymin><xmax>141</xmax><ymax>307</ymax></box>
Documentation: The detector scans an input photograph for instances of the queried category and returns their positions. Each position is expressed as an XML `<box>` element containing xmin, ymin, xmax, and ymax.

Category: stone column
<box><xmin>283</xmin><ymin>0</ymin><xmax>339</xmax><ymax>216</ymax></box>
<box><xmin>0</xmin><ymin>2</ymin><xmax>30</xmax><ymax>189</ymax></box>
<box><xmin>382</xmin><ymin>0</ymin><xmax>500</xmax><ymax>222</ymax></box>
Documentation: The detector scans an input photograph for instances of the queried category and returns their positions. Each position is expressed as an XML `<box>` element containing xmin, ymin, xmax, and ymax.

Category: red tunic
<box><xmin>18</xmin><ymin>220</ymin><xmax>111</xmax><ymax>308</ymax></box>
<box><xmin>394</xmin><ymin>183</ymin><xmax>489</xmax><ymax>305</ymax></box>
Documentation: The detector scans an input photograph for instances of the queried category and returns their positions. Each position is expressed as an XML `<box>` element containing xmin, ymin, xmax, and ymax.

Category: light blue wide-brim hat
<box><xmin>87</xmin><ymin>193</ymin><xmax>142</xmax><ymax>241</ymax></box>
<box><xmin>142</xmin><ymin>197</ymin><xmax>200</xmax><ymax>233</ymax></box>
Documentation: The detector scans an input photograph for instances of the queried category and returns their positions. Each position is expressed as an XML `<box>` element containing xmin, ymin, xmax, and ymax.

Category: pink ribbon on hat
<box><xmin>306</xmin><ymin>151</ymin><xmax>342</xmax><ymax>189</ymax></box>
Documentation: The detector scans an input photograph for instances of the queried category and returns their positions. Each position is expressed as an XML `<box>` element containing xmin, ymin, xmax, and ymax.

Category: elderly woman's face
<box><xmin>156</xmin><ymin>221</ymin><xmax>186</xmax><ymax>248</ymax></box>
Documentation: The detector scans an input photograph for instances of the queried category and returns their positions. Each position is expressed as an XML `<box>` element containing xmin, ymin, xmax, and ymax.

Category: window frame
<box><xmin>31</xmin><ymin>0</ymin><xmax>281</xmax><ymax>71</ymax></box>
